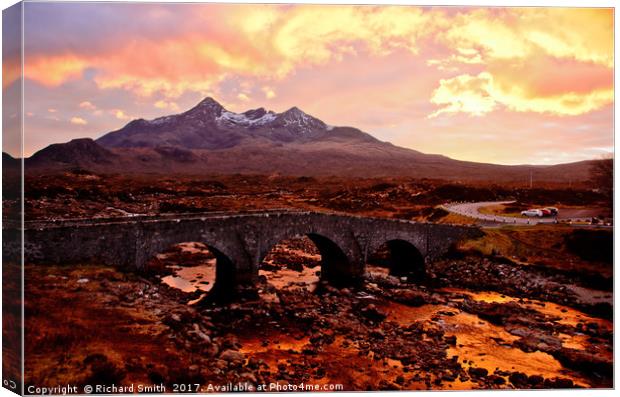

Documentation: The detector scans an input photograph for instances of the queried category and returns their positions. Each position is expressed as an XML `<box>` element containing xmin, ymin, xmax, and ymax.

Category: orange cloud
<box><xmin>79</xmin><ymin>101</ymin><xmax>96</xmax><ymax>110</ymax></box>
<box><xmin>427</xmin><ymin>8</ymin><xmax>613</xmax><ymax>118</ymax></box>
<box><xmin>519</xmin><ymin>8</ymin><xmax>613</xmax><ymax>68</ymax></box>
<box><xmin>25</xmin><ymin>54</ymin><xmax>88</xmax><ymax>86</ymax></box>
<box><xmin>22</xmin><ymin>5</ymin><xmax>443</xmax><ymax>98</ymax></box>
<box><xmin>110</xmin><ymin>109</ymin><xmax>132</xmax><ymax>120</ymax></box>
<box><xmin>262</xmin><ymin>86</ymin><xmax>276</xmax><ymax>99</ymax></box>
<box><xmin>266</xmin><ymin>5</ymin><xmax>441</xmax><ymax>73</ymax></box>
<box><xmin>154</xmin><ymin>100</ymin><xmax>179</xmax><ymax>111</ymax></box>
<box><xmin>70</xmin><ymin>116</ymin><xmax>87</xmax><ymax>125</ymax></box>
<box><xmin>21</xmin><ymin>5</ymin><xmax>613</xmax><ymax>121</ymax></box>
<box><xmin>429</xmin><ymin>72</ymin><xmax>497</xmax><ymax>117</ymax></box>
<box><xmin>430</xmin><ymin>72</ymin><xmax>613</xmax><ymax>118</ymax></box>
<box><xmin>488</xmin><ymin>54</ymin><xmax>613</xmax><ymax>99</ymax></box>
<box><xmin>2</xmin><ymin>56</ymin><xmax>21</xmax><ymax>89</ymax></box>
<box><xmin>437</xmin><ymin>8</ymin><xmax>613</xmax><ymax>68</ymax></box>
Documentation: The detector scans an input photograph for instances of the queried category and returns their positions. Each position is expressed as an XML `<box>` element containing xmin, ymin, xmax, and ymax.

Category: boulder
<box><xmin>220</xmin><ymin>349</ymin><xmax>245</xmax><ymax>365</ymax></box>
<box><xmin>468</xmin><ymin>367</ymin><xmax>489</xmax><ymax>378</ymax></box>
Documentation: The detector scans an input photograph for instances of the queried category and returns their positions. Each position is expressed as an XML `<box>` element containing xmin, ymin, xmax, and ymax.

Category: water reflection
<box><xmin>259</xmin><ymin>237</ymin><xmax>321</xmax><ymax>294</ymax></box>
<box><xmin>441</xmin><ymin>287</ymin><xmax>612</xmax><ymax>330</ymax></box>
<box><xmin>259</xmin><ymin>265</ymin><xmax>321</xmax><ymax>292</ymax></box>
<box><xmin>156</xmin><ymin>241</ymin><xmax>608</xmax><ymax>389</ymax></box>
<box><xmin>158</xmin><ymin>242</ymin><xmax>217</xmax><ymax>293</ymax></box>
<box><xmin>161</xmin><ymin>261</ymin><xmax>216</xmax><ymax>293</ymax></box>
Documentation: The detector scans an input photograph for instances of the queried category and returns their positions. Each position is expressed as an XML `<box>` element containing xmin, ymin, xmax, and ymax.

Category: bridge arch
<box><xmin>307</xmin><ymin>233</ymin><xmax>354</xmax><ymax>286</ymax></box>
<box><xmin>258</xmin><ymin>230</ymin><xmax>358</xmax><ymax>287</ymax></box>
<box><xmin>203</xmin><ymin>245</ymin><xmax>236</xmax><ymax>299</ymax></box>
<box><xmin>368</xmin><ymin>239</ymin><xmax>426</xmax><ymax>281</ymax></box>
<box><xmin>140</xmin><ymin>230</ymin><xmax>244</xmax><ymax>301</ymax></box>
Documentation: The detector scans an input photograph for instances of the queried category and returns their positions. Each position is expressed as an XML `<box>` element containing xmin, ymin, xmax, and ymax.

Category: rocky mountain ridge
<box><xmin>11</xmin><ymin>97</ymin><xmax>602</xmax><ymax>182</ymax></box>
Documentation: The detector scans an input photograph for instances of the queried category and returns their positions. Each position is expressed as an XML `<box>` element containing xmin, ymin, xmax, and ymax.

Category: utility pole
<box><xmin>529</xmin><ymin>170</ymin><xmax>533</xmax><ymax>189</ymax></box>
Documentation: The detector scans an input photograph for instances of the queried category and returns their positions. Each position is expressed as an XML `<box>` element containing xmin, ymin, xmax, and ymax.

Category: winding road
<box><xmin>442</xmin><ymin>201</ymin><xmax>595</xmax><ymax>225</ymax></box>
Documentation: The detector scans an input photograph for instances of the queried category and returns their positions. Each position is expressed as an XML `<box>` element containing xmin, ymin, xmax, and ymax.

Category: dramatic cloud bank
<box><xmin>5</xmin><ymin>3</ymin><xmax>613</xmax><ymax>164</ymax></box>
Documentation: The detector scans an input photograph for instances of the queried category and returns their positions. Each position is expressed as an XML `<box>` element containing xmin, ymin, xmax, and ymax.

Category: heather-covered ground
<box><xmin>24</xmin><ymin>236</ymin><xmax>612</xmax><ymax>390</ymax></box>
<box><xmin>10</xmin><ymin>171</ymin><xmax>608</xmax><ymax>222</ymax></box>
<box><xmin>17</xmin><ymin>171</ymin><xmax>613</xmax><ymax>391</ymax></box>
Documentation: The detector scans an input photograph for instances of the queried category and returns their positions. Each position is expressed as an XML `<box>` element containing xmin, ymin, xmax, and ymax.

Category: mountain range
<box><xmin>11</xmin><ymin>97</ymin><xmax>600</xmax><ymax>182</ymax></box>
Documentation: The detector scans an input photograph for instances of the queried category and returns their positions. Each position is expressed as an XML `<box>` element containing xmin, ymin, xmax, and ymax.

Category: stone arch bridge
<box><xmin>10</xmin><ymin>210</ymin><xmax>482</xmax><ymax>299</ymax></box>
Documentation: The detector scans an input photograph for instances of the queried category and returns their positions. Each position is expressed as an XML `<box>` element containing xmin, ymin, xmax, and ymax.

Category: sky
<box><xmin>2</xmin><ymin>2</ymin><xmax>614</xmax><ymax>164</ymax></box>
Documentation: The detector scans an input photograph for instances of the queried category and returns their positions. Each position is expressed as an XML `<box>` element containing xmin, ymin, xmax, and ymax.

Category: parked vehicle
<box><xmin>521</xmin><ymin>207</ymin><xmax>559</xmax><ymax>217</ymax></box>
<box><xmin>544</xmin><ymin>207</ymin><xmax>559</xmax><ymax>216</ymax></box>
<box><xmin>521</xmin><ymin>209</ymin><xmax>543</xmax><ymax>217</ymax></box>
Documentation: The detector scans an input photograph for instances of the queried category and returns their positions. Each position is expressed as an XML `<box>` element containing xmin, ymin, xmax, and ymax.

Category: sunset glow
<box><xmin>6</xmin><ymin>3</ymin><xmax>614</xmax><ymax>163</ymax></box>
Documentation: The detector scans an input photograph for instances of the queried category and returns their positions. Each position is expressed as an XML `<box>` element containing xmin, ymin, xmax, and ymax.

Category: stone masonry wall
<box><xmin>16</xmin><ymin>212</ymin><xmax>482</xmax><ymax>293</ymax></box>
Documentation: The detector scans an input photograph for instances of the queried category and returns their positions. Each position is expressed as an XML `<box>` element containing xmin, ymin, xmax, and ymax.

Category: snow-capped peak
<box><xmin>149</xmin><ymin>115</ymin><xmax>175</xmax><ymax>125</ymax></box>
<box><xmin>122</xmin><ymin>98</ymin><xmax>330</xmax><ymax>138</ymax></box>
<box><xmin>216</xmin><ymin>109</ymin><xmax>277</xmax><ymax>127</ymax></box>
<box><xmin>277</xmin><ymin>106</ymin><xmax>327</xmax><ymax>133</ymax></box>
